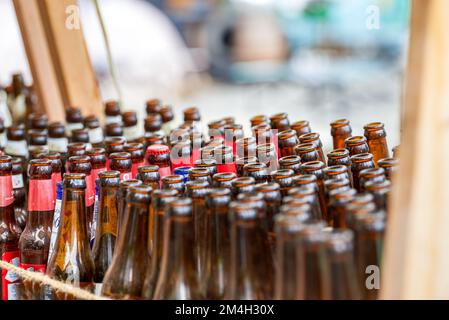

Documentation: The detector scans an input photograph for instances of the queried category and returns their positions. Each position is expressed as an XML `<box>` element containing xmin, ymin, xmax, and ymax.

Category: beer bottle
<box><xmin>171</xmin><ymin>140</ymin><xmax>193</xmax><ymax>172</ymax></box>
<box><xmin>104</xmin><ymin>100</ymin><xmax>122</xmax><ymax>125</ymax></box>
<box><xmin>160</xmin><ymin>105</ymin><xmax>175</xmax><ymax>135</ymax></box>
<box><xmin>324</xmin><ymin>165</ymin><xmax>351</xmax><ymax>182</ymax></box>
<box><xmin>325</xmin><ymin>229</ymin><xmax>361</xmax><ymax>300</ymax></box>
<box><xmin>214</xmin><ymin>145</ymin><xmax>236</xmax><ymax>174</ymax></box>
<box><xmin>242</xmin><ymin>162</ymin><xmax>268</xmax><ymax>184</ymax></box>
<box><xmin>146</xmin><ymin>144</ymin><xmax>172</xmax><ymax>179</ymax></box>
<box><xmin>146</xmin><ymin>98</ymin><xmax>162</xmax><ymax>116</ymax></box>
<box><xmin>104</xmin><ymin>137</ymin><xmax>126</xmax><ymax>169</ymax></box>
<box><xmin>87</xmin><ymin>148</ymin><xmax>107</xmax><ymax>184</ymax></box>
<box><xmin>92</xmin><ymin>171</ymin><xmax>120</xmax><ymax>293</ymax></box>
<box><xmin>365</xmin><ymin>179</ymin><xmax>391</xmax><ymax>212</ymax></box>
<box><xmin>300</xmin><ymin>161</ymin><xmax>327</xmax><ymax>221</ymax></box>
<box><xmin>269</xmin><ymin>169</ymin><xmax>295</xmax><ymax>196</ymax></box>
<box><xmin>328</xmin><ymin>188</ymin><xmax>357</xmax><ymax>228</ymax></box>
<box><xmin>378</xmin><ymin>157</ymin><xmax>399</xmax><ymax>181</ymax></box>
<box><xmin>12</xmin><ymin>158</ymin><xmax>27</xmax><ymax>230</ymax></box>
<box><xmin>359</xmin><ymin>168</ymin><xmax>386</xmax><ymax>192</ymax></box>
<box><xmin>270</xmin><ymin>113</ymin><xmax>290</xmax><ymax>132</ymax></box>
<box><xmin>231</xmin><ymin>177</ymin><xmax>256</xmax><ymax>200</ymax></box>
<box><xmin>123</xmin><ymin>111</ymin><xmax>143</xmax><ymax>143</ymax></box>
<box><xmin>28</xmin><ymin>113</ymin><xmax>48</xmax><ymax>131</ymax></box>
<box><xmin>47</xmin><ymin>122</ymin><xmax>68</xmax><ymax>171</ymax></box>
<box><xmin>327</xmin><ymin>148</ymin><xmax>353</xmax><ymax>186</ymax></box>
<box><xmin>278</xmin><ymin>129</ymin><xmax>298</xmax><ymax>158</ymax></box>
<box><xmin>27</xmin><ymin>128</ymin><xmax>48</xmax><ymax>148</ymax></box>
<box><xmin>117</xmin><ymin>180</ymin><xmax>142</xmax><ymax>238</ymax></box>
<box><xmin>68</xmin><ymin>156</ymin><xmax>96</xmax><ymax>239</ymax></box>
<box><xmin>46</xmin><ymin>173</ymin><xmax>94</xmax><ymax>299</ymax></box>
<box><xmin>124</xmin><ymin>143</ymin><xmax>145</xmax><ymax>179</ymax></box>
<box><xmin>256</xmin><ymin>143</ymin><xmax>278</xmax><ymax>173</ymax></box>
<box><xmin>0</xmin><ymin>156</ymin><xmax>21</xmax><ymax>300</ymax></box>
<box><xmin>330</xmin><ymin>119</ymin><xmax>352</xmax><ymax>150</ymax></box>
<box><xmin>5</xmin><ymin>125</ymin><xmax>28</xmax><ymax>161</ymax></box>
<box><xmin>226</xmin><ymin>201</ymin><xmax>274</xmax><ymax>300</ymax></box>
<box><xmin>188</xmin><ymin>168</ymin><xmax>212</xmax><ymax>185</ymax></box>
<box><xmin>137</xmin><ymin>165</ymin><xmax>160</xmax><ymax>190</ymax></box>
<box><xmin>161</xmin><ymin>175</ymin><xmax>185</xmax><ymax>195</ymax></box>
<box><xmin>189</xmin><ymin>131</ymin><xmax>203</xmax><ymax>165</ymax></box>
<box><xmin>65</xmin><ymin>106</ymin><xmax>84</xmax><ymax>139</ymax></box>
<box><xmin>291</xmin><ymin>120</ymin><xmax>312</xmax><ymax>137</ymax></box>
<box><xmin>345</xmin><ymin>136</ymin><xmax>369</xmax><ymax>156</ymax></box>
<box><xmin>298</xmin><ymin>133</ymin><xmax>325</xmax><ymax>163</ymax></box>
<box><xmin>19</xmin><ymin>159</ymin><xmax>54</xmax><ymax>299</ymax></box>
<box><xmin>28</xmin><ymin>146</ymin><xmax>48</xmax><ymax>161</ymax></box>
<box><xmin>66</xmin><ymin>142</ymin><xmax>87</xmax><ymax>172</ymax></box>
<box><xmin>142</xmin><ymin>189</ymin><xmax>178</xmax><ymax>299</ymax></box>
<box><xmin>39</xmin><ymin>152</ymin><xmax>63</xmax><ymax>200</ymax></box>
<box><xmin>324</xmin><ymin>178</ymin><xmax>351</xmax><ymax>204</ymax></box>
<box><xmin>102</xmin><ymin>185</ymin><xmax>152</xmax><ymax>299</ymax></box>
<box><xmin>252</xmin><ymin>123</ymin><xmax>276</xmax><ymax>149</ymax></box>
<box><xmin>109</xmin><ymin>152</ymin><xmax>132</xmax><ymax>181</ymax></box>
<box><xmin>351</xmin><ymin>153</ymin><xmax>375</xmax><ymax>192</ymax></box>
<box><xmin>203</xmin><ymin>189</ymin><xmax>232</xmax><ymax>299</ymax></box>
<box><xmin>256</xmin><ymin>183</ymin><xmax>282</xmax><ymax>252</ymax></box>
<box><xmin>208</xmin><ymin>119</ymin><xmax>226</xmax><ymax>141</ymax></box>
<box><xmin>279</xmin><ymin>155</ymin><xmax>301</xmax><ymax>175</ymax></box>
<box><xmin>353</xmin><ymin>211</ymin><xmax>385</xmax><ymax>300</ymax></box>
<box><xmin>364</xmin><ymin>122</ymin><xmax>389</xmax><ymax>164</ymax></box>
<box><xmin>236</xmin><ymin>156</ymin><xmax>258</xmax><ymax>177</ymax></box>
<box><xmin>144</xmin><ymin>114</ymin><xmax>163</xmax><ymax>134</ymax></box>
<box><xmin>48</xmin><ymin>182</ymin><xmax>63</xmax><ymax>264</ymax></box>
<box><xmin>345</xmin><ymin>198</ymin><xmax>376</xmax><ymax>230</ymax></box>
<box><xmin>0</xmin><ymin>119</ymin><xmax>6</xmax><ymax>152</ymax></box>
<box><xmin>84</xmin><ymin>115</ymin><xmax>104</xmax><ymax>148</ymax></box>
<box><xmin>195</xmin><ymin>158</ymin><xmax>218</xmax><ymax>178</ymax></box>
<box><xmin>236</xmin><ymin>137</ymin><xmax>257</xmax><ymax>160</ymax></box>
<box><xmin>9</xmin><ymin>73</ymin><xmax>28</xmax><ymax>124</ymax></box>
<box><xmin>212</xmin><ymin>172</ymin><xmax>237</xmax><ymax>189</ymax></box>
<box><xmin>250</xmin><ymin>115</ymin><xmax>268</xmax><ymax>127</ymax></box>
<box><xmin>295</xmin><ymin>142</ymin><xmax>320</xmax><ymax>163</ymax></box>
<box><xmin>105</xmin><ymin>123</ymin><xmax>123</xmax><ymax>138</ymax></box>
<box><xmin>153</xmin><ymin>198</ymin><xmax>202</xmax><ymax>300</ymax></box>
<box><xmin>72</xmin><ymin>128</ymin><xmax>91</xmax><ymax>150</ymax></box>
<box><xmin>224</xmin><ymin>124</ymin><xmax>244</xmax><ymax>157</ymax></box>
<box><xmin>287</xmin><ymin>185</ymin><xmax>322</xmax><ymax>221</ymax></box>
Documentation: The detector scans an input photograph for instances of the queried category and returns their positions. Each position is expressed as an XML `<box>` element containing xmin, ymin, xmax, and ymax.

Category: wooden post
<box><xmin>381</xmin><ymin>0</ymin><xmax>449</xmax><ymax>299</ymax></box>
<box><xmin>14</xmin><ymin>0</ymin><xmax>103</xmax><ymax>122</ymax></box>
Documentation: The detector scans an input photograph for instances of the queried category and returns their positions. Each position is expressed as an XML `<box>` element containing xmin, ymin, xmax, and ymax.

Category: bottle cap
<box><xmin>146</xmin><ymin>144</ymin><xmax>170</xmax><ymax>155</ymax></box>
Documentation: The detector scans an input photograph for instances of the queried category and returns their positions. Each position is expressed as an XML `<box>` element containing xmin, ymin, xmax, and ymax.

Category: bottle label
<box><xmin>217</xmin><ymin>163</ymin><xmax>237</xmax><ymax>174</ymax></box>
<box><xmin>2</xmin><ymin>251</ymin><xmax>21</xmax><ymax>300</ymax></box>
<box><xmin>12</xmin><ymin>174</ymin><xmax>24</xmax><ymax>189</ymax></box>
<box><xmin>66</xmin><ymin>123</ymin><xmax>84</xmax><ymax>137</ymax></box>
<box><xmin>120</xmin><ymin>172</ymin><xmax>132</xmax><ymax>181</ymax></box>
<box><xmin>123</xmin><ymin>125</ymin><xmax>142</xmax><ymax>141</ymax></box>
<box><xmin>105</xmin><ymin>115</ymin><xmax>122</xmax><ymax>125</ymax></box>
<box><xmin>48</xmin><ymin>198</ymin><xmax>63</xmax><ymax>263</ymax></box>
<box><xmin>88</xmin><ymin>127</ymin><xmax>104</xmax><ymax>144</ymax></box>
<box><xmin>0</xmin><ymin>176</ymin><xmax>14</xmax><ymax>207</ymax></box>
<box><xmin>20</xmin><ymin>263</ymin><xmax>46</xmax><ymax>273</ymax></box>
<box><xmin>28</xmin><ymin>179</ymin><xmax>56</xmax><ymax>211</ymax></box>
<box><xmin>5</xmin><ymin>140</ymin><xmax>28</xmax><ymax>157</ymax></box>
<box><xmin>131</xmin><ymin>162</ymin><xmax>145</xmax><ymax>179</ymax></box>
<box><xmin>86</xmin><ymin>175</ymin><xmax>95</xmax><ymax>207</ymax></box>
<box><xmin>159</xmin><ymin>166</ymin><xmax>171</xmax><ymax>178</ymax></box>
<box><xmin>48</xmin><ymin>137</ymin><xmax>68</xmax><ymax>153</ymax></box>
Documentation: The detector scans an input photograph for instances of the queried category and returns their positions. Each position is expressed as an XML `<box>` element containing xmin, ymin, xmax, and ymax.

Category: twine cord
<box><xmin>0</xmin><ymin>260</ymin><xmax>108</xmax><ymax>300</ymax></box>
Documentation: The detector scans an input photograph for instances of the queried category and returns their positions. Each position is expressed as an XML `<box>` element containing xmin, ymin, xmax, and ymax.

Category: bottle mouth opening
<box><xmin>328</xmin><ymin>149</ymin><xmax>350</xmax><ymax>158</ymax></box>
<box><xmin>299</xmin><ymin>132</ymin><xmax>320</xmax><ymax>141</ymax></box>
<box><xmin>292</xmin><ymin>120</ymin><xmax>310</xmax><ymax>128</ymax></box>
<box><xmin>99</xmin><ymin>171</ymin><xmax>120</xmax><ymax>179</ymax></box>
<box><xmin>119</xmin><ymin>180</ymin><xmax>142</xmax><ymax>189</ymax></box>
<box><xmin>301</xmin><ymin>161</ymin><xmax>325</xmax><ymax>170</ymax></box>
<box><xmin>351</xmin><ymin>153</ymin><xmax>373</xmax><ymax>162</ymax></box>
<box><xmin>295</xmin><ymin>143</ymin><xmax>316</xmax><ymax>153</ymax></box>
<box><xmin>330</xmin><ymin>119</ymin><xmax>350</xmax><ymax>128</ymax></box>
<box><xmin>213</xmin><ymin>172</ymin><xmax>237</xmax><ymax>181</ymax></box>
<box><xmin>345</xmin><ymin>136</ymin><xmax>366</xmax><ymax>145</ymax></box>
<box><xmin>364</xmin><ymin>122</ymin><xmax>384</xmax><ymax>130</ymax></box>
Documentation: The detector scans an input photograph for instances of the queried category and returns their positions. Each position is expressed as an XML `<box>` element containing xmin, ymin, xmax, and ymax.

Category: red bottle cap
<box><xmin>146</xmin><ymin>144</ymin><xmax>170</xmax><ymax>155</ymax></box>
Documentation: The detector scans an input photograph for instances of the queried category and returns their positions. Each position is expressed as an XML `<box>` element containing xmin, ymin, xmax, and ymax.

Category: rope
<box><xmin>0</xmin><ymin>260</ymin><xmax>109</xmax><ymax>300</ymax></box>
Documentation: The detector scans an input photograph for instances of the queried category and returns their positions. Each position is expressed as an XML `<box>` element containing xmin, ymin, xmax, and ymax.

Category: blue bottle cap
<box><xmin>174</xmin><ymin>166</ymin><xmax>193</xmax><ymax>183</ymax></box>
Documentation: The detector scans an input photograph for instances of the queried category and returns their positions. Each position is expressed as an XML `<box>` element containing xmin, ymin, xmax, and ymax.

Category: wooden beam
<box><xmin>381</xmin><ymin>0</ymin><xmax>449</xmax><ymax>299</ymax></box>
<box><xmin>14</xmin><ymin>0</ymin><xmax>103</xmax><ymax>122</ymax></box>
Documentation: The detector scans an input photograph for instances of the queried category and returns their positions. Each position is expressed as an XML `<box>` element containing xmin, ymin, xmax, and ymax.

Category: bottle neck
<box><xmin>97</xmin><ymin>185</ymin><xmax>119</xmax><ymax>237</ymax></box>
<box><xmin>275</xmin><ymin>232</ymin><xmax>300</xmax><ymax>299</ymax></box>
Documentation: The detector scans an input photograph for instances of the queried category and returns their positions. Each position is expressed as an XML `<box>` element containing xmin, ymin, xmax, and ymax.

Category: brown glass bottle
<box><xmin>144</xmin><ymin>114</ymin><xmax>163</xmax><ymax>134</ymax></box>
<box><xmin>189</xmin><ymin>168</ymin><xmax>212</xmax><ymax>185</ymax></box>
<box><xmin>365</xmin><ymin>180</ymin><xmax>391</xmax><ymax>212</ymax></box>
<box><xmin>104</xmin><ymin>137</ymin><xmax>126</xmax><ymax>167</ymax></box>
<box><xmin>235</xmin><ymin>156</ymin><xmax>258</xmax><ymax>177</ymax></box>
<box><xmin>226</xmin><ymin>202</ymin><xmax>274</xmax><ymax>300</ymax></box>
<box><xmin>256</xmin><ymin>143</ymin><xmax>278</xmax><ymax>173</ymax></box>
<box><xmin>235</xmin><ymin>137</ymin><xmax>257</xmax><ymax>160</ymax></box>
<box><xmin>287</xmin><ymin>185</ymin><xmax>322</xmax><ymax>221</ymax></box>
<box><xmin>299</xmin><ymin>133</ymin><xmax>325</xmax><ymax>163</ymax></box>
<box><xmin>117</xmin><ymin>180</ymin><xmax>142</xmax><ymax>239</ymax></box>
<box><xmin>161</xmin><ymin>174</ymin><xmax>185</xmax><ymax>195</ymax></box>
<box><xmin>213</xmin><ymin>145</ymin><xmax>236</xmax><ymax>174</ymax></box>
<box><xmin>122</xmin><ymin>111</ymin><xmax>142</xmax><ymax>142</ymax></box>
<box><xmin>105</xmin><ymin>123</ymin><xmax>124</xmax><ymax>138</ymax></box>
<box><xmin>0</xmin><ymin>156</ymin><xmax>21</xmax><ymax>300</ymax></box>
<box><xmin>68</xmin><ymin>156</ymin><xmax>96</xmax><ymax>239</ymax></box>
<box><xmin>345</xmin><ymin>136</ymin><xmax>369</xmax><ymax>156</ymax></box>
<box><xmin>295</xmin><ymin>142</ymin><xmax>321</xmax><ymax>164</ymax></box>
<box><xmin>252</xmin><ymin>123</ymin><xmax>276</xmax><ymax>148</ymax></box>
<box><xmin>105</xmin><ymin>100</ymin><xmax>122</xmax><ymax>125</ymax></box>
<box><xmin>146</xmin><ymin>99</ymin><xmax>162</xmax><ymax>115</ymax></box>
<box><xmin>109</xmin><ymin>152</ymin><xmax>132</xmax><ymax>181</ymax></box>
<box><xmin>184</xmin><ymin>107</ymin><xmax>202</xmax><ymax>133</ymax></box>
<box><xmin>213</xmin><ymin>172</ymin><xmax>237</xmax><ymax>189</ymax></box>
<box><xmin>278</xmin><ymin>129</ymin><xmax>299</xmax><ymax>158</ymax></box>
<box><xmin>325</xmin><ymin>229</ymin><xmax>361</xmax><ymax>300</ymax></box>
<box><xmin>65</xmin><ymin>106</ymin><xmax>84</xmax><ymax>138</ymax></box>
<box><xmin>45</xmin><ymin>174</ymin><xmax>94</xmax><ymax>299</ymax></box>
<box><xmin>291</xmin><ymin>120</ymin><xmax>312</xmax><ymax>137</ymax></box>
<box><xmin>351</xmin><ymin>153</ymin><xmax>376</xmax><ymax>192</ymax></box>
<box><xmin>47</xmin><ymin>122</ymin><xmax>68</xmax><ymax>167</ymax></box>
<box><xmin>137</xmin><ymin>165</ymin><xmax>160</xmax><ymax>190</ymax></box>
<box><xmin>269</xmin><ymin>169</ymin><xmax>295</xmax><ymax>196</ymax></box>
<box><xmin>84</xmin><ymin>115</ymin><xmax>104</xmax><ymax>148</ymax></box>
<box><xmin>19</xmin><ymin>159</ymin><xmax>54</xmax><ymax>299</ymax></box>
<box><xmin>160</xmin><ymin>105</ymin><xmax>175</xmax><ymax>135</ymax></box>
<box><xmin>66</xmin><ymin>142</ymin><xmax>87</xmax><ymax>172</ymax></box>
<box><xmin>146</xmin><ymin>144</ymin><xmax>172</xmax><ymax>180</ymax></box>
<box><xmin>12</xmin><ymin>157</ymin><xmax>27</xmax><ymax>230</ymax></box>
<box><xmin>250</xmin><ymin>115</ymin><xmax>268</xmax><ymax>127</ymax></box>
<box><xmin>231</xmin><ymin>177</ymin><xmax>256</xmax><ymax>200</ymax></box>
<box><xmin>223</xmin><ymin>124</ymin><xmax>244</xmax><ymax>156</ymax></box>
<box><xmin>71</xmin><ymin>128</ymin><xmax>90</xmax><ymax>150</ymax></box>
<box><xmin>242</xmin><ymin>162</ymin><xmax>268</xmax><ymax>184</ymax></box>
<box><xmin>204</xmin><ymin>189</ymin><xmax>232</xmax><ymax>299</ymax></box>
<box><xmin>330</xmin><ymin>119</ymin><xmax>352</xmax><ymax>150</ymax></box>
<box><xmin>124</xmin><ymin>143</ymin><xmax>145</xmax><ymax>179</ymax></box>
<box><xmin>208</xmin><ymin>119</ymin><xmax>226</xmax><ymax>141</ymax></box>
<box><xmin>153</xmin><ymin>198</ymin><xmax>202</xmax><ymax>300</ymax></box>
<box><xmin>27</xmin><ymin>112</ymin><xmax>48</xmax><ymax>131</ymax></box>
<box><xmin>256</xmin><ymin>183</ymin><xmax>282</xmax><ymax>252</ymax></box>
<box><xmin>300</xmin><ymin>161</ymin><xmax>327</xmax><ymax>222</ymax></box>
<box><xmin>195</xmin><ymin>158</ymin><xmax>218</xmax><ymax>178</ymax></box>
<box><xmin>270</xmin><ymin>113</ymin><xmax>290</xmax><ymax>132</ymax></box>
<box><xmin>324</xmin><ymin>165</ymin><xmax>351</xmax><ymax>182</ymax></box>
<box><xmin>359</xmin><ymin>168</ymin><xmax>386</xmax><ymax>192</ymax></box>
<box><xmin>364</xmin><ymin>122</ymin><xmax>389</xmax><ymax>164</ymax></box>
<box><xmin>171</xmin><ymin>140</ymin><xmax>193</xmax><ymax>172</ymax></box>
<box><xmin>324</xmin><ymin>178</ymin><xmax>351</xmax><ymax>203</ymax></box>
<box><xmin>279</xmin><ymin>155</ymin><xmax>301</xmax><ymax>175</ymax></box>
<box><xmin>377</xmin><ymin>158</ymin><xmax>399</xmax><ymax>181</ymax></box>
<box><xmin>87</xmin><ymin>148</ymin><xmax>107</xmax><ymax>184</ymax></box>
<box><xmin>345</xmin><ymin>199</ymin><xmax>377</xmax><ymax>230</ymax></box>
<box><xmin>328</xmin><ymin>188</ymin><xmax>357</xmax><ymax>228</ymax></box>
<box><xmin>92</xmin><ymin>171</ymin><xmax>120</xmax><ymax>291</ymax></box>
<box><xmin>102</xmin><ymin>185</ymin><xmax>152</xmax><ymax>299</ymax></box>
<box><xmin>5</xmin><ymin>125</ymin><xmax>28</xmax><ymax>160</ymax></box>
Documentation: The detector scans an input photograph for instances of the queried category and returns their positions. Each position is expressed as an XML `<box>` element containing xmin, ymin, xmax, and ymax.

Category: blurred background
<box><xmin>0</xmin><ymin>0</ymin><xmax>410</xmax><ymax>152</ymax></box>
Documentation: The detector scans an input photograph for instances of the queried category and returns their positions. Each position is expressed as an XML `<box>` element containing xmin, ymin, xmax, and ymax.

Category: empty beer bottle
<box><xmin>104</xmin><ymin>137</ymin><xmax>126</xmax><ymax>167</ymax></box>
<box><xmin>5</xmin><ymin>125</ymin><xmax>28</xmax><ymax>161</ymax></box>
<box><xmin>243</xmin><ymin>162</ymin><xmax>268</xmax><ymax>184</ymax></box>
<box><xmin>0</xmin><ymin>156</ymin><xmax>21</xmax><ymax>300</ymax></box>
<box><xmin>364</xmin><ymin>122</ymin><xmax>389</xmax><ymax>164</ymax></box>
<box><xmin>124</xmin><ymin>143</ymin><xmax>145</xmax><ymax>179</ymax></box>
<box><xmin>72</xmin><ymin>128</ymin><xmax>90</xmax><ymax>150</ymax></box>
<box><xmin>65</xmin><ymin>107</ymin><xmax>84</xmax><ymax>138</ymax></box>
<box><xmin>109</xmin><ymin>152</ymin><xmax>132</xmax><ymax>181</ymax></box>
<box><xmin>171</xmin><ymin>140</ymin><xmax>193</xmax><ymax>172</ymax></box>
<box><xmin>204</xmin><ymin>189</ymin><xmax>232</xmax><ymax>299</ymax></box>
<box><xmin>377</xmin><ymin>158</ymin><xmax>399</xmax><ymax>181</ymax></box>
<box><xmin>160</xmin><ymin>105</ymin><xmax>175</xmax><ymax>135</ymax></box>
<box><xmin>183</xmin><ymin>107</ymin><xmax>202</xmax><ymax>133</ymax></box>
<box><xmin>325</xmin><ymin>229</ymin><xmax>361</xmax><ymax>300</ymax></box>
<box><xmin>142</xmin><ymin>189</ymin><xmax>178</xmax><ymax>299</ymax></box>
<box><xmin>122</xmin><ymin>111</ymin><xmax>143</xmax><ymax>143</ymax></box>
<box><xmin>301</xmin><ymin>161</ymin><xmax>327</xmax><ymax>221</ymax></box>
<box><xmin>102</xmin><ymin>185</ymin><xmax>152</xmax><ymax>299</ymax></box>
<box><xmin>12</xmin><ymin>157</ymin><xmax>26</xmax><ymax>230</ymax></box>
<box><xmin>104</xmin><ymin>100</ymin><xmax>122</xmax><ymax>125</ymax></box>
<box><xmin>287</xmin><ymin>185</ymin><xmax>322</xmax><ymax>221</ymax></box>
<box><xmin>105</xmin><ymin>123</ymin><xmax>124</xmax><ymax>138</ymax></box>
<box><xmin>345</xmin><ymin>136</ymin><xmax>369</xmax><ymax>156</ymax></box>
<box><xmin>365</xmin><ymin>179</ymin><xmax>391</xmax><ymax>212</ymax></box>
<box><xmin>92</xmin><ymin>171</ymin><xmax>120</xmax><ymax>293</ymax></box>
<box><xmin>19</xmin><ymin>159</ymin><xmax>54</xmax><ymax>299</ymax></box>
<box><xmin>162</xmin><ymin>175</ymin><xmax>185</xmax><ymax>195</ymax></box>
<box><xmin>278</xmin><ymin>129</ymin><xmax>299</xmax><ymax>158</ymax></box>
<box><xmin>144</xmin><ymin>114</ymin><xmax>163</xmax><ymax>135</ymax></box>
<box><xmin>223</xmin><ymin>124</ymin><xmax>244</xmax><ymax>156</ymax></box>
<box><xmin>257</xmin><ymin>143</ymin><xmax>278</xmax><ymax>173</ymax></box>
<box><xmin>256</xmin><ymin>183</ymin><xmax>282</xmax><ymax>252</ymax></box>
<box><xmin>270</xmin><ymin>113</ymin><xmax>290</xmax><ymax>133</ymax></box>
<box><xmin>195</xmin><ymin>158</ymin><xmax>218</xmax><ymax>178</ymax></box>
<box><xmin>330</xmin><ymin>119</ymin><xmax>352</xmax><ymax>150</ymax></box>
<box><xmin>236</xmin><ymin>137</ymin><xmax>257</xmax><ymax>160</ymax></box>
<box><xmin>87</xmin><ymin>148</ymin><xmax>107</xmax><ymax>184</ymax></box>
<box><xmin>328</xmin><ymin>188</ymin><xmax>357</xmax><ymax>228</ymax></box>
<box><xmin>40</xmin><ymin>152</ymin><xmax>63</xmax><ymax>199</ymax></box>
<box><xmin>137</xmin><ymin>165</ymin><xmax>160</xmax><ymax>190</ymax></box>
<box><xmin>351</xmin><ymin>153</ymin><xmax>376</xmax><ymax>192</ymax></box>
<box><xmin>250</xmin><ymin>115</ymin><xmax>268</xmax><ymax>128</ymax></box>
<box><xmin>226</xmin><ymin>201</ymin><xmax>274</xmax><ymax>299</ymax></box>
<box><xmin>279</xmin><ymin>155</ymin><xmax>302</xmax><ymax>175</ymax></box>
<box><xmin>46</xmin><ymin>174</ymin><xmax>94</xmax><ymax>299</ymax></box>
<box><xmin>359</xmin><ymin>168</ymin><xmax>386</xmax><ymax>192</ymax></box>
<box><xmin>213</xmin><ymin>172</ymin><xmax>237</xmax><ymax>189</ymax></box>
<box><xmin>47</xmin><ymin>122</ymin><xmax>68</xmax><ymax>160</ymax></box>
<box><xmin>146</xmin><ymin>98</ymin><xmax>162</xmax><ymax>116</ymax></box>
<box><xmin>84</xmin><ymin>115</ymin><xmax>104</xmax><ymax>148</ymax></box>
<box><xmin>117</xmin><ymin>180</ymin><xmax>142</xmax><ymax>238</ymax></box>
<box><xmin>299</xmin><ymin>133</ymin><xmax>325</xmax><ymax>163</ymax></box>
<box><xmin>269</xmin><ymin>169</ymin><xmax>295</xmax><ymax>197</ymax></box>
<box><xmin>323</xmin><ymin>165</ymin><xmax>351</xmax><ymax>182</ymax></box>
<box><xmin>66</xmin><ymin>142</ymin><xmax>87</xmax><ymax>172</ymax></box>
<box><xmin>291</xmin><ymin>120</ymin><xmax>312</xmax><ymax>137</ymax></box>
<box><xmin>295</xmin><ymin>143</ymin><xmax>320</xmax><ymax>163</ymax></box>
<box><xmin>235</xmin><ymin>156</ymin><xmax>258</xmax><ymax>177</ymax></box>
<box><xmin>153</xmin><ymin>198</ymin><xmax>202</xmax><ymax>300</ymax></box>
<box><xmin>188</xmin><ymin>168</ymin><xmax>212</xmax><ymax>185</ymax></box>
<box><xmin>231</xmin><ymin>177</ymin><xmax>256</xmax><ymax>200</ymax></box>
